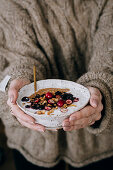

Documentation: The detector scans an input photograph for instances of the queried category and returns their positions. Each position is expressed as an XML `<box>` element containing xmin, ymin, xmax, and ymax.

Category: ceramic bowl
<box><xmin>17</xmin><ymin>79</ymin><xmax>90</xmax><ymax>129</ymax></box>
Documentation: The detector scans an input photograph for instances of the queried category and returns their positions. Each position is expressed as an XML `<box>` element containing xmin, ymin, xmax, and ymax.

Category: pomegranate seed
<box><xmin>57</xmin><ymin>100</ymin><xmax>64</xmax><ymax>107</ymax></box>
<box><xmin>45</xmin><ymin>92</ymin><xmax>53</xmax><ymax>99</ymax></box>
<box><xmin>35</xmin><ymin>99</ymin><xmax>40</xmax><ymax>103</ymax></box>
<box><xmin>48</xmin><ymin>99</ymin><xmax>55</xmax><ymax>104</ymax></box>
<box><xmin>66</xmin><ymin>99</ymin><xmax>72</xmax><ymax>104</ymax></box>
<box><xmin>45</xmin><ymin>106</ymin><xmax>52</xmax><ymax>111</ymax></box>
<box><xmin>60</xmin><ymin>108</ymin><xmax>68</xmax><ymax>113</ymax></box>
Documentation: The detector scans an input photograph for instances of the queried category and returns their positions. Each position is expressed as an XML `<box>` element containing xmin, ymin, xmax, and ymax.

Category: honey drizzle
<box><xmin>29</xmin><ymin>88</ymin><xmax>69</xmax><ymax>99</ymax></box>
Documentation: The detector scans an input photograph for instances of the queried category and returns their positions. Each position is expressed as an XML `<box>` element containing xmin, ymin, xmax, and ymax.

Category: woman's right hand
<box><xmin>7</xmin><ymin>78</ymin><xmax>45</xmax><ymax>132</ymax></box>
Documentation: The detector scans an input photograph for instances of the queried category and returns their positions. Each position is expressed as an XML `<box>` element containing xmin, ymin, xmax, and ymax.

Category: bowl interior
<box><xmin>17</xmin><ymin>79</ymin><xmax>90</xmax><ymax>118</ymax></box>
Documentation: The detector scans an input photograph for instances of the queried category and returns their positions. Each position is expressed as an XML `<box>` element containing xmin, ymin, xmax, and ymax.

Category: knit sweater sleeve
<box><xmin>77</xmin><ymin>0</ymin><xmax>113</xmax><ymax>135</ymax></box>
<box><xmin>0</xmin><ymin>3</ymin><xmax>50</xmax><ymax>127</ymax></box>
<box><xmin>0</xmin><ymin>50</ymin><xmax>47</xmax><ymax>127</ymax></box>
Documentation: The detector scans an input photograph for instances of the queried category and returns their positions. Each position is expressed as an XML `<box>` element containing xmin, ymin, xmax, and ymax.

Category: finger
<box><xmin>8</xmin><ymin>100</ymin><xmax>35</xmax><ymax>123</ymax></box>
<box><xmin>62</xmin><ymin>117</ymin><xmax>73</xmax><ymax>129</ymax></box>
<box><xmin>62</xmin><ymin>119</ymin><xmax>74</xmax><ymax>131</ymax></box>
<box><xmin>17</xmin><ymin>118</ymin><xmax>45</xmax><ymax>132</ymax></box>
<box><xmin>73</xmin><ymin>112</ymin><xmax>101</xmax><ymax>126</ymax></box>
<box><xmin>98</xmin><ymin>103</ymin><xmax>103</xmax><ymax>113</ymax></box>
<box><xmin>47</xmin><ymin>129</ymin><xmax>58</xmax><ymax>131</ymax></box>
<box><xmin>8</xmin><ymin>87</ymin><xmax>18</xmax><ymax>104</ymax></box>
<box><xmin>95</xmin><ymin>112</ymin><xmax>101</xmax><ymax>121</ymax></box>
<box><xmin>10</xmin><ymin>78</ymin><xmax>30</xmax><ymax>91</ymax></box>
<box><xmin>64</xmin><ymin>112</ymin><xmax>101</xmax><ymax>131</ymax></box>
<box><xmin>69</xmin><ymin>105</ymin><xmax>95</xmax><ymax>121</ymax></box>
<box><xmin>12</xmin><ymin>105</ymin><xmax>35</xmax><ymax>123</ymax></box>
<box><xmin>88</xmin><ymin>87</ymin><xmax>101</xmax><ymax>108</ymax></box>
<box><xmin>8</xmin><ymin>79</ymin><xmax>30</xmax><ymax>104</ymax></box>
<box><xmin>62</xmin><ymin>118</ymin><xmax>69</xmax><ymax>126</ymax></box>
<box><xmin>63</xmin><ymin>125</ymin><xmax>74</xmax><ymax>131</ymax></box>
<box><xmin>73</xmin><ymin>124</ymin><xmax>85</xmax><ymax>130</ymax></box>
<box><xmin>89</xmin><ymin>121</ymin><xmax>95</xmax><ymax>125</ymax></box>
<box><xmin>87</xmin><ymin>112</ymin><xmax>101</xmax><ymax>124</ymax></box>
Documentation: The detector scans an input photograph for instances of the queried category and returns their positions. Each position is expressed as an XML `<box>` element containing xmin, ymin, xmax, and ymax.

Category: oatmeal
<box><xmin>21</xmin><ymin>88</ymin><xmax>79</xmax><ymax>115</ymax></box>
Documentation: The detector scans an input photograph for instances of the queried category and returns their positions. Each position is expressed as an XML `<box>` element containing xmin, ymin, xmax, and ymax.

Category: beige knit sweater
<box><xmin>0</xmin><ymin>0</ymin><xmax>113</xmax><ymax>168</ymax></box>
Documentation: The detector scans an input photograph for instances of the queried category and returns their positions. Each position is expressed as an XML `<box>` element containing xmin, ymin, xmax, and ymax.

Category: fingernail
<box><xmin>10</xmin><ymin>95</ymin><xmax>14</xmax><ymax>103</ymax></box>
<box><xmin>70</xmin><ymin>116</ymin><xmax>76</xmax><ymax>121</ymax></box>
<box><xmin>92</xmin><ymin>99</ymin><xmax>98</xmax><ymax>107</ymax></box>
<box><xmin>63</xmin><ymin>127</ymin><xmax>71</xmax><ymax>131</ymax></box>
<box><xmin>63</xmin><ymin>122</ymin><xmax>70</xmax><ymax>127</ymax></box>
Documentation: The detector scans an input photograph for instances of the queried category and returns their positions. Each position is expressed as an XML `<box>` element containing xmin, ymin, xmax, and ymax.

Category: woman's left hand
<box><xmin>62</xmin><ymin>87</ymin><xmax>103</xmax><ymax>131</ymax></box>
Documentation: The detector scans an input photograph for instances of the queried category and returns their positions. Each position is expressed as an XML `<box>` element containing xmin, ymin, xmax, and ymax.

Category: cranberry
<box><xmin>34</xmin><ymin>99</ymin><xmax>40</xmax><ymax>103</ymax></box>
<box><xmin>45</xmin><ymin>106</ymin><xmax>52</xmax><ymax>110</ymax></box>
<box><xmin>45</xmin><ymin>92</ymin><xmax>53</xmax><ymax>99</ymax></box>
<box><xmin>66</xmin><ymin>99</ymin><xmax>72</xmax><ymax>104</ymax></box>
<box><xmin>57</xmin><ymin>100</ymin><xmax>64</xmax><ymax>107</ymax></box>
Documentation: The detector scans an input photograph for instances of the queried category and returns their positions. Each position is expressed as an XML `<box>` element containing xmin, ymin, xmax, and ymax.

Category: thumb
<box><xmin>8</xmin><ymin>78</ymin><xmax>30</xmax><ymax>104</ymax></box>
<box><xmin>88</xmin><ymin>87</ymin><xmax>100</xmax><ymax>108</ymax></box>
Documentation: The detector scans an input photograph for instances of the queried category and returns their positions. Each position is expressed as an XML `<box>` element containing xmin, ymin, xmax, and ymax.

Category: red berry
<box><xmin>45</xmin><ymin>92</ymin><xmax>53</xmax><ymax>99</ymax></box>
<box><xmin>66</xmin><ymin>99</ymin><xmax>72</xmax><ymax>104</ymax></box>
<box><xmin>73</xmin><ymin>98</ymin><xmax>79</xmax><ymax>102</ymax></box>
<box><xmin>45</xmin><ymin>106</ymin><xmax>52</xmax><ymax>110</ymax></box>
<box><xmin>48</xmin><ymin>99</ymin><xmax>55</xmax><ymax>104</ymax></box>
<box><xmin>60</xmin><ymin>108</ymin><xmax>68</xmax><ymax>113</ymax></box>
<box><xmin>56</xmin><ymin>95</ymin><xmax>62</xmax><ymax>100</ymax></box>
<box><xmin>35</xmin><ymin>99</ymin><xmax>40</xmax><ymax>103</ymax></box>
<box><xmin>57</xmin><ymin>100</ymin><xmax>64</xmax><ymax>107</ymax></box>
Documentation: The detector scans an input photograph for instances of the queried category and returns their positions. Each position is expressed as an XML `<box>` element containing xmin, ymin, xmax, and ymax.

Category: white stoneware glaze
<box><xmin>17</xmin><ymin>79</ymin><xmax>90</xmax><ymax>129</ymax></box>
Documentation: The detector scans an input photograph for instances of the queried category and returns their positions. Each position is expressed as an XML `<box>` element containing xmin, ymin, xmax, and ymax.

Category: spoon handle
<box><xmin>33</xmin><ymin>65</ymin><xmax>37</xmax><ymax>93</ymax></box>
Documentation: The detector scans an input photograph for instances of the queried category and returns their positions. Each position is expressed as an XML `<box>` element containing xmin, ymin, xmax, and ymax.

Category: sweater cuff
<box><xmin>76</xmin><ymin>72</ymin><xmax>112</xmax><ymax>135</ymax></box>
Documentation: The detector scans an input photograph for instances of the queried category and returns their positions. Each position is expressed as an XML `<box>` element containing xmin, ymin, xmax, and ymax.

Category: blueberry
<box><xmin>32</xmin><ymin>98</ymin><xmax>36</xmax><ymax>100</ymax></box>
<box><xmin>67</xmin><ymin>94</ymin><xmax>74</xmax><ymax>100</ymax></box>
<box><xmin>61</xmin><ymin>93</ymin><xmax>74</xmax><ymax>100</ymax></box>
<box><xmin>21</xmin><ymin>97</ymin><xmax>29</xmax><ymax>102</ymax></box>
<box><xmin>39</xmin><ymin>105</ymin><xmax>45</xmax><ymax>110</ymax></box>
<box><xmin>52</xmin><ymin>104</ymin><xmax>57</xmax><ymax>107</ymax></box>
<box><xmin>61</xmin><ymin>93</ymin><xmax>68</xmax><ymax>100</ymax></box>
<box><xmin>25</xmin><ymin>105</ymin><xmax>31</xmax><ymax>108</ymax></box>
<box><xmin>31</xmin><ymin>104</ymin><xmax>40</xmax><ymax>109</ymax></box>
<box><xmin>41</xmin><ymin>94</ymin><xmax>45</xmax><ymax>97</ymax></box>
<box><xmin>35</xmin><ymin>94</ymin><xmax>40</xmax><ymax>98</ymax></box>
<box><xmin>52</xmin><ymin>95</ymin><xmax>56</xmax><ymax>98</ymax></box>
<box><xmin>55</xmin><ymin>91</ymin><xmax>62</xmax><ymax>95</ymax></box>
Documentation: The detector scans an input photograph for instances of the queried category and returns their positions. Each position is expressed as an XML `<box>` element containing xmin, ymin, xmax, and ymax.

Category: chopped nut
<box><xmin>63</xmin><ymin>104</ymin><xmax>68</xmax><ymax>108</ymax></box>
<box><xmin>70</xmin><ymin>104</ymin><xmax>77</xmax><ymax>107</ymax></box>
<box><xmin>37</xmin><ymin>111</ymin><xmax>45</xmax><ymax>115</ymax></box>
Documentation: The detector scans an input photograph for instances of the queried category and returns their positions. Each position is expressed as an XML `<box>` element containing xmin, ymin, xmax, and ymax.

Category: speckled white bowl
<box><xmin>17</xmin><ymin>79</ymin><xmax>90</xmax><ymax>129</ymax></box>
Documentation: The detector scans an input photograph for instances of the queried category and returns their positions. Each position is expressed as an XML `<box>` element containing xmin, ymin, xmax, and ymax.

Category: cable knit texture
<box><xmin>0</xmin><ymin>0</ymin><xmax>113</xmax><ymax>168</ymax></box>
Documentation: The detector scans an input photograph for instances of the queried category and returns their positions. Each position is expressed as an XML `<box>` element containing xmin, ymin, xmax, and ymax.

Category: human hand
<box><xmin>7</xmin><ymin>78</ymin><xmax>45</xmax><ymax>132</ymax></box>
<box><xmin>62</xmin><ymin>87</ymin><xmax>103</xmax><ymax>131</ymax></box>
